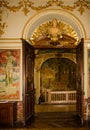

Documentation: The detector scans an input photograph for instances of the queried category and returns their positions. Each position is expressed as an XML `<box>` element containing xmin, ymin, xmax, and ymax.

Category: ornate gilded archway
<box><xmin>30</xmin><ymin>18</ymin><xmax>79</xmax><ymax>48</ymax></box>
<box><xmin>22</xmin><ymin>9</ymin><xmax>86</xmax><ymax>103</ymax></box>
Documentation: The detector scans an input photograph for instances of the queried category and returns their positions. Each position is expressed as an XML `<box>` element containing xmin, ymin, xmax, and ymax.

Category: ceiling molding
<box><xmin>0</xmin><ymin>0</ymin><xmax>90</xmax><ymax>37</ymax></box>
<box><xmin>1</xmin><ymin>0</ymin><xmax>90</xmax><ymax>15</ymax></box>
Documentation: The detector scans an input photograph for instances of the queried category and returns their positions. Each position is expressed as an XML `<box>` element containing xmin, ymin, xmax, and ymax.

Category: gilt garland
<box><xmin>0</xmin><ymin>0</ymin><xmax>90</xmax><ymax>37</ymax></box>
<box><xmin>0</xmin><ymin>0</ymin><xmax>90</xmax><ymax>15</ymax></box>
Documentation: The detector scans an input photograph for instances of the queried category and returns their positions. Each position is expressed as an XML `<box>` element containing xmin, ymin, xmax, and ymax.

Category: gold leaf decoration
<box><xmin>31</xmin><ymin>19</ymin><xmax>78</xmax><ymax>40</ymax></box>
<box><xmin>19</xmin><ymin>0</ymin><xmax>33</xmax><ymax>15</ymax></box>
<box><xmin>22</xmin><ymin>7</ymin><xmax>30</xmax><ymax>15</ymax></box>
<box><xmin>0</xmin><ymin>0</ymin><xmax>90</xmax><ymax>15</ymax></box>
<box><xmin>0</xmin><ymin>0</ymin><xmax>90</xmax><ymax>37</ymax></box>
<box><xmin>30</xmin><ymin>19</ymin><xmax>79</xmax><ymax>47</ymax></box>
<box><xmin>0</xmin><ymin>9</ymin><xmax>8</xmax><ymax>37</ymax></box>
<box><xmin>0</xmin><ymin>22</ymin><xmax>8</xmax><ymax>37</ymax></box>
<box><xmin>74</xmin><ymin>0</ymin><xmax>90</xmax><ymax>15</ymax></box>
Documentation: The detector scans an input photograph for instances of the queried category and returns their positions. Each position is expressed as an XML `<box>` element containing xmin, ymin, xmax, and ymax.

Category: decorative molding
<box><xmin>0</xmin><ymin>0</ymin><xmax>90</xmax><ymax>37</ymax></box>
<box><xmin>30</xmin><ymin>19</ymin><xmax>79</xmax><ymax>47</ymax></box>
<box><xmin>0</xmin><ymin>10</ymin><xmax>8</xmax><ymax>37</ymax></box>
<box><xmin>0</xmin><ymin>22</ymin><xmax>8</xmax><ymax>37</ymax></box>
<box><xmin>1</xmin><ymin>0</ymin><xmax>90</xmax><ymax>16</ymax></box>
<box><xmin>0</xmin><ymin>38</ymin><xmax>21</xmax><ymax>40</ymax></box>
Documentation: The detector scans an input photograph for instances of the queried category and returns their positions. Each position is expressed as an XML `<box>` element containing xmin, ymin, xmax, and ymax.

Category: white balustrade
<box><xmin>44</xmin><ymin>90</ymin><xmax>76</xmax><ymax>104</ymax></box>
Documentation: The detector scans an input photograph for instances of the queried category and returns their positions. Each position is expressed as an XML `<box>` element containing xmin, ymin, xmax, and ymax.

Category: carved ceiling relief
<box><xmin>30</xmin><ymin>19</ymin><xmax>79</xmax><ymax>48</ymax></box>
<box><xmin>0</xmin><ymin>0</ymin><xmax>90</xmax><ymax>37</ymax></box>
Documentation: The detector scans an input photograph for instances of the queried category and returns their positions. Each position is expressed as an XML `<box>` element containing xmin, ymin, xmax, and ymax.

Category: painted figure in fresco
<box><xmin>5</xmin><ymin>51</ymin><xmax>16</xmax><ymax>87</ymax></box>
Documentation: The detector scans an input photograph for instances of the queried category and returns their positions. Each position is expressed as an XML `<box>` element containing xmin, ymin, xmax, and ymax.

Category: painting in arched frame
<box><xmin>40</xmin><ymin>58</ymin><xmax>76</xmax><ymax>92</ymax></box>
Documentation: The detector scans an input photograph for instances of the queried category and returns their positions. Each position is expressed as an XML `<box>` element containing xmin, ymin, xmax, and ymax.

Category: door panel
<box><xmin>22</xmin><ymin>39</ymin><xmax>34</xmax><ymax>125</ymax></box>
<box><xmin>76</xmin><ymin>38</ymin><xmax>84</xmax><ymax>124</ymax></box>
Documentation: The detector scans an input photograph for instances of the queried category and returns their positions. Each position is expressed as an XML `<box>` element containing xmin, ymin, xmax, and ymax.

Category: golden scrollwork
<box><xmin>0</xmin><ymin>0</ymin><xmax>90</xmax><ymax>37</ymax></box>
<box><xmin>30</xmin><ymin>19</ymin><xmax>79</xmax><ymax>47</ymax></box>
<box><xmin>0</xmin><ymin>22</ymin><xmax>8</xmax><ymax>37</ymax></box>
<box><xmin>0</xmin><ymin>0</ymin><xmax>90</xmax><ymax>15</ymax></box>
<box><xmin>74</xmin><ymin>0</ymin><xmax>90</xmax><ymax>15</ymax></box>
<box><xmin>0</xmin><ymin>0</ymin><xmax>32</xmax><ymax>15</ymax></box>
<box><xmin>0</xmin><ymin>9</ymin><xmax>8</xmax><ymax>37</ymax></box>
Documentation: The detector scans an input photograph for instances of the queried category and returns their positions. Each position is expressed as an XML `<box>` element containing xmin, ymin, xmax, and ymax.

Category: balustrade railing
<box><xmin>45</xmin><ymin>90</ymin><xmax>76</xmax><ymax>104</ymax></box>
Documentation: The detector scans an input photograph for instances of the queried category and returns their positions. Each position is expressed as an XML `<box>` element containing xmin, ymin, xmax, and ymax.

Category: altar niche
<box><xmin>40</xmin><ymin>57</ymin><xmax>76</xmax><ymax>92</ymax></box>
<box><xmin>37</xmin><ymin>49</ymin><xmax>76</xmax><ymax>104</ymax></box>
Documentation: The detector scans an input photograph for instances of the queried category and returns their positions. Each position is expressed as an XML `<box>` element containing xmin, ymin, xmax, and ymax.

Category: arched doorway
<box><xmin>40</xmin><ymin>57</ymin><xmax>76</xmax><ymax>104</ymax></box>
<box><xmin>22</xmin><ymin>9</ymin><xmax>86</xmax><ymax>125</ymax></box>
<box><xmin>22</xmin><ymin>38</ymin><xmax>84</xmax><ymax>126</ymax></box>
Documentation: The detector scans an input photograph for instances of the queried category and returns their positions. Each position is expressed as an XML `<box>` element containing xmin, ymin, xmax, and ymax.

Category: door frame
<box><xmin>22</xmin><ymin>38</ymin><xmax>35</xmax><ymax>125</ymax></box>
<box><xmin>21</xmin><ymin>38</ymin><xmax>84</xmax><ymax>125</ymax></box>
<box><xmin>34</xmin><ymin>38</ymin><xmax>84</xmax><ymax>124</ymax></box>
<box><xmin>76</xmin><ymin>38</ymin><xmax>84</xmax><ymax>125</ymax></box>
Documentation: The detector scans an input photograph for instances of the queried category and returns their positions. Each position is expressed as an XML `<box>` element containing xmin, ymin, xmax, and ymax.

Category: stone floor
<box><xmin>0</xmin><ymin>104</ymin><xmax>90</xmax><ymax>130</ymax></box>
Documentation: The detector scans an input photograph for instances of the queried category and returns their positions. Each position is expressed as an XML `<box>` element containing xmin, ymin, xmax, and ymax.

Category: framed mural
<box><xmin>0</xmin><ymin>48</ymin><xmax>22</xmax><ymax>101</ymax></box>
<box><xmin>40</xmin><ymin>58</ymin><xmax>76</xmax><ymax>91</ymax></box>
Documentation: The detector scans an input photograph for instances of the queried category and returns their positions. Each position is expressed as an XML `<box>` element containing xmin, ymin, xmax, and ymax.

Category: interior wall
<box><xmin>0</xmin><ymin>0</ymin><xmax>90</xmax><ymax>121</ymax></box>
<box><xmin>0</xmin><ymin>41</ymin><xmax>24</xmax><ymax>122</ymax></box>
<box><xmin>1</xmin><ymin>0</ymin><xmax>90</xmax><ymax>39</ymax></box>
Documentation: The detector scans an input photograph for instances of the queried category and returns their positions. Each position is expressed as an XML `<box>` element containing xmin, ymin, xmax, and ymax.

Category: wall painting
<box><xmin>40</xmin><ymin>58</ymin><xmax>76</xmax><ymax>92</ymax></box>
<box><xmin>0</xmin><ymin>49</ymin><xmax>22</xmax><ymax>101</ymax></box>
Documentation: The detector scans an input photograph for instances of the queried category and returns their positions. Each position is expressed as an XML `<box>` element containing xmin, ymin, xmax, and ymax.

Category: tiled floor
<box><xmin>1</xmin><ymin>104</ymin><xmax>90</xmax><ymax>130</ymax></box>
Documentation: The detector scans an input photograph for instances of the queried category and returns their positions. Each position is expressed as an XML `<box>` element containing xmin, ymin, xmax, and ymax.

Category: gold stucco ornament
<box><xmin>30</xmin><ymin>18</ymin><xmax>79</xmax><ymax>47</ymax></box>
